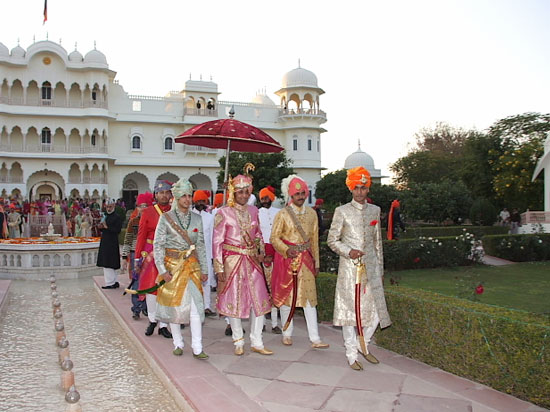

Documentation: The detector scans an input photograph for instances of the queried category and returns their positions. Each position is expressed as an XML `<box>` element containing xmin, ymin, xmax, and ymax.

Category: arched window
<box><xmin>41</xmin><ymin>128</ymin><xmax>51</xmax><ymax>144</ymax></box>
<box><xmin>317</xmin><ymin>138</ymin><xmax>320</xmax><ymax>152</ymax></box>
<box><xmin>293</xmin><ymin>138</ymin><xmax>298</xmax><ymax>151</ymax></box>
<box><xmin>131</xmin><ymin>135</ymin><xmax>142</xmax><ymax>151</ymax></box>
<box><xmin>91</xmin><ymin>133</ymin><xmax>96</xmax><ymax>146</ymax></box>
<box><xmin>164</xmin><ymin>137</ymin><xmax>174</xmax><ymax>151</ymax></box>
<box><xmin>41</xmin><ymin>81</ymin><xmax>52</xmax><ymax>100</ymax></box>
<box><xmin>308</xmin><ymin>138</ymin><xmax>312</xmax><ymax>151</ymax></box>
<box><xmin>308</xmin><ymin>186</ymin><xmax>313</xmax><ymax>204</ymax></box>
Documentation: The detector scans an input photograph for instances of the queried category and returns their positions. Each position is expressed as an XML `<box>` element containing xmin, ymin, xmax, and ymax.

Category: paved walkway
<box><xmin>0</xmin><ymin>279</ymin><xmax>11</xmax><ymax>314</ymax></box>
<box><xmin>481</xmin><ymin>254</ymin><xmax>516</xmax><ymax>266</ymax></box>
<box><xmin>95</xmin><ymin>275</ymin><xmax>547</xmax><ymax>412</ymax></box>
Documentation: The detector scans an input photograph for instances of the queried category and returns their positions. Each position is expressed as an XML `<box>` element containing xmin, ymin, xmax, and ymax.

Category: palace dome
<box><xmin>251</xmin><ymin>93</ymin><xmax>276</xmax><ymax>106</ymax></box>
<box><xmin>84</xmin><ymin>48</ymin><xmax>107</xmax><ymax>65</ymax></box>
<box><xmin>68</xmin><ymin>49</ymin><xmax>83</xmax><ymax>62</ymax></box>
<box><xmin>344</xmin><ymin>144</ymin><xmax>376</xmax><ymax>170</ymax></box>
<box><xmin>10</xmin><ymin>45</ymin><xmax>25</xmax><ymax>59</ymax></box>
<box><xmin>0</xmin><ymin>42</ymin><xmax>9</xmax><ymax>58</ymax></box>
<box><xmin>281</xmin><ymin>67</ymin><xmax>318</xmax><ymax>88</ymax></box>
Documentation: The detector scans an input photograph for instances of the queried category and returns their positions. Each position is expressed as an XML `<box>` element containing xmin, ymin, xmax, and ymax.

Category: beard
<box><xmin>261</xmin><ymin>200</ymin><xmax>272</xmax><ymax>208</ymax></box>
<box><xmin>195</xmin><ymin>203</ymin><xmax>207</xmax><ymax>212</ymax></box>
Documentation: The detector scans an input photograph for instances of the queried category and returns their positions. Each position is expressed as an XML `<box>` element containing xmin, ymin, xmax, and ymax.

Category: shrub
<box><xmin>383</xmin><ymin>225</ymin><xmax>507</xmax><ymax>240</ymax></box>
<box><xmin>320</xmin><ymin>229</ymin><xmax>483</xmax><ymax>273</ymax></box>
<box><xmin>375</xmin><ymin>287</ymin><xmax>550</xmax><ymax>408</ymax></box>
<box><xmin>470</xmin><ymin>198</ymin><xmax>497</xmax><ymax>226</ymax></box>
<box><xmin>482</xmin><ymin>234</ymin><xmax>550</xmax><ymax>261</ymax></box>
<box><xmin>315</xmin><ymin>272</ymin><xmax>337</xmax><ymax>322</ymax></box>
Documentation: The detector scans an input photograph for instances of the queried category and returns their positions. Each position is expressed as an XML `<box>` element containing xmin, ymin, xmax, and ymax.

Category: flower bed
<box><xmin>0</xmin><ymin>237</ymin><xmax>100</xmax><ymax>245</ymax></box>
<box><xmin>482</xmin><ymin>234</ymin><xmax>550</xmax><ymax>261</ymax></box>
<box><xmin>382</xmin><ymin>225</ymin><xmax>508</xmax><ymax>240</ymax></box>
<box><xmin>320</xmin><ymin>229</ymin><xmax>482</xmax><ymax>273</ymax></box>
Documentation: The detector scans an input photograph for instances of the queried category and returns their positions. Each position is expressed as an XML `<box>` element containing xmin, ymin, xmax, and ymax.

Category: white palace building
<box><xmin>0</xmin><ymin>39</ymin><xmax>327</xmax><ymax>207</ymax></box>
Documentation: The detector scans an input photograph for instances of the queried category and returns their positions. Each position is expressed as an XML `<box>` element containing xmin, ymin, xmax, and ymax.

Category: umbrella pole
<box><xmin>222</xmin><ymin>140</ymin><xmax>231</xmax><ymax>206</ymax></box>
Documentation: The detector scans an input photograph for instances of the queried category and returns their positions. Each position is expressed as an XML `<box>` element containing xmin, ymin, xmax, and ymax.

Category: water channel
<box><xmin>0</xmin><ymin>278</ymin><xmax>180</xmax><ymax>411</ymax></box>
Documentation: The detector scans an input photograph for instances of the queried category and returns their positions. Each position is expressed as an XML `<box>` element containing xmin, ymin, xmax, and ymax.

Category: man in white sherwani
<box><xmin>327</xmin><ymin>166</ymin><xmax>391</xmax><ymax>371</ymax></box>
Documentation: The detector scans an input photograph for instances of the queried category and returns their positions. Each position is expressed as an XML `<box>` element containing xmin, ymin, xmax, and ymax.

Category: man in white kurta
<box><xmin>327</xmin><ymin>166</ymin><xmax>391</xmax><ymax>370</ymax></box>
<box><xmin>192</xmin><ymin>190</ymin><xmax>216</xmax><ymax>317</ymax></box>
<box><xmin>258</xmin><ymin>186</ymin><xmax>282</xmax><ymax>334</ymax></box>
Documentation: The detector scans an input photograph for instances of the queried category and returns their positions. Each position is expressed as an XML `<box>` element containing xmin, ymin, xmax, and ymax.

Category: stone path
<box><xmin>96</xmin><ymin>275</ymin><xmax>547</xmax><ymax>412</ymax></box>
<box><xmin>481</xmin><ymin>254</ymin><xmax>516</xmax><ymax>266</ymax></box>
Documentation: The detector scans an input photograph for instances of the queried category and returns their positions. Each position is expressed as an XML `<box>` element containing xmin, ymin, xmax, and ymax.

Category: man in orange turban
<box><xmin>327</xmin><ymin>166</ymin><xmax>391</xmax><ymax>370</ymax></box>
<box><xmin>387</xmin><ymin>199</ymin><xmax>405</xmax><ymax>240</ymax></box>
<box><xmin>213</xmin><ymin>193</ymin><xmax>224</xmax><ymax>209</ymax></box>
<box><xmin>192</xmin><ymin>190</ymin><xmax>216</xmax><ymax>318</ymax></box>
<box><xmin>258</xmin><ymin>186</ymin><xmax>282</xmax><ymax>333</ymax></box>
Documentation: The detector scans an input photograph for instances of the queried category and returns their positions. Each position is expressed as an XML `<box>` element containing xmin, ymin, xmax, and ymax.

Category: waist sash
<box><xmin>157</xmin><ymin>247</ymin><xmax>202</xmax><ymax>307</ymax></box>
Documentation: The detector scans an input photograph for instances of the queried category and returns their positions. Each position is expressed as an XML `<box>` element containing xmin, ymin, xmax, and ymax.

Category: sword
<box><xmin>353</xmin><ymin>258</ymin><xmax>368</xmax><ymax>356</ymax></box>
<box><xmin>282</xmin><ymin>256</ymin><xmax>301</xmax><ymax>332</ymax></box>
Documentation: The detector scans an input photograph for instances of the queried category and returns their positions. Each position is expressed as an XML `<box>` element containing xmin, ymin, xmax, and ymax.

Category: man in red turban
<box><xmin>258</xmin><ymin>186</ymin><xmax>282</xmax><ymax>334</ymax></box>
<box><xmin>192</xmin><ymin>190</ymin><xmax>216</xmax><ymax>318</ymax></box>
<box><xmin>122</xmin><ymin>192</ymin><xmax>153</xmax><ymax>319</ymax></box>
<box><xmin>387</xmin><ymin>199</ymin><xmax>405</xmax><ymax>240</ymax></box>
<box><xmin>271</xmin><ymin>175</ymin><xmax>329</xmax><ymax>349</ymax></box>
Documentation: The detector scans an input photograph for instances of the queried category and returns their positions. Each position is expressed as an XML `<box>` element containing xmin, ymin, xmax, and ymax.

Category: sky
<box><xmin>1</xmin><ymin>0</ymin><xmax>549</xmax><ymax>182</ymax></box>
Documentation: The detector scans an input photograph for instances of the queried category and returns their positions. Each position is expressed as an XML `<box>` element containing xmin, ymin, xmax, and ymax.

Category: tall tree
<box><xmin>217</xmin><ymin>152</ymin><xmax>294</xmax><ymax>196</ymax></box>
<box><xmin>314</xmin><ymin>169</ymin><xmax>351</xmax><ymax>211</ymax></box>
<box><xmin>488</xmin><ymin>113</ymin><xmax>549</xmax><ymax>210</ymax></box>
<box><xmin>390</xmin><ymin>123</ymin><xmax>470</xmax><ymax>188</ymax></box>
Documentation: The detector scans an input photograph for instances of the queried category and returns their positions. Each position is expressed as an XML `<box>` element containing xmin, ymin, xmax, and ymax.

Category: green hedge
<box><xmin>384</xmin><ymin>225</ymin><xmax>508</xmax><ymax>240</ymax></box>
<box><xmin>316</xmin><ymin>272</ymin><xmax>338</xmax><ymax>322</ymax></box>
<box><xmin>374</xmin><ymin>287</ymin><xmax>550</xmax><ymax>408</ymax></box>
<box><xmin>320</xmin><ymin>232</ymin><xmax>481</xmax><ymax>273</ymax></box>
<box><xmin>482</xmin><ymin>234</ymin><xmax>550</xmax><ymax>262</ymax></box>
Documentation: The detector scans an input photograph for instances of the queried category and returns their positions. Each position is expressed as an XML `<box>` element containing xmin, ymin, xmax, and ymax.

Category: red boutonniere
<box><xmin>193</xmin><ymin>228</ymin><xmax>198</xmax><ymax>232</ymax></box>
<box><xmin>370</xmin><ymin>220</ymin><xmax>378</xmax><ymax>226</ymax></box>
<box><xmin>475</xmin><ymin>284</ymin><xmax>484</xmax><ymax>295</ymax></box>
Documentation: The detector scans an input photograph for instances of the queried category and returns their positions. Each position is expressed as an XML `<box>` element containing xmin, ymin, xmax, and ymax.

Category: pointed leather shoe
<box><xmin>311</xmin><ymin>341</ymin><xmax>330</xmax><ymax>349</ymax></box>
<box><xmin>350</xmin><ymin>361</ymin><xmax>363</xmax><ymax>371</ymax></box>
<box><xmin>282</xmin><ymin>337</ymin><xmax>292</xmax><ymax>346</ymax></box>
<box><xmin>193</xmin><ymin>351</ymin><xmax>209</xmax><ymax>360</ymax></box>
<box><xmin>158</xmin><ymin>327</ymin><xmax>173</xmax><ymax>339</ymax></box>
<box><xmin>251</xmin><ymin>347</ymin><xmax>273</xmax><ymax>355</ymax></box>
<box><xmin>360</xmin><ymin>351</ymin><xmax>379</xmax><ymax>364</ymax></box>
<box><xmin>145</xmin><ymin>322</ymin><xmax>157</xmax><ymax>336</ymax></box>
<box><xmin>234</xmin><ymin>346</ymin><xmax>244</xmax><ymax>356</ymax></box>
<box><xmin>173</xmin><ymin>347</ymin><xmax>183</xmax><ymax>356</ymax></box>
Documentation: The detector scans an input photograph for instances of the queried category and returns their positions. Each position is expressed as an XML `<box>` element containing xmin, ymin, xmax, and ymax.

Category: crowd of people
<box><xmin>0</xmin><ymin>197</ymin><xmax>128</xmax><ymax>239</ymax></box>
<box><xmin>97</xmin><ymin>166</ymin><xmax>391</xmax><ymax>370</ymax></box>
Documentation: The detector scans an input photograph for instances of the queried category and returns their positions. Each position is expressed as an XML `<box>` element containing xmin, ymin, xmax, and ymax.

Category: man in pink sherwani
<box><xmin>213</xmin><ymin>174</ymin><xmax>273</xmax><ymax>356</ymax></box>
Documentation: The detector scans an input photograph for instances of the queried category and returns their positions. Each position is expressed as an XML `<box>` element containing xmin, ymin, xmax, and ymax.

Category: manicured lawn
<box><xmin>385</xmin><ymin>261</ymin><xmax>550</xmax><ymax>314</ymax></box>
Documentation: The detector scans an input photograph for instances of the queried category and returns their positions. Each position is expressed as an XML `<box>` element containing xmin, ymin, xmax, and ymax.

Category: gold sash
<box><xmin>157</xmin><ymin>248</ymin><xmax>203</xmax><ymax>307</ymax></box>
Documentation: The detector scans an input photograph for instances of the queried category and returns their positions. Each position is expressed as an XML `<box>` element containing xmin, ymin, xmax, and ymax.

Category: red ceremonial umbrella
<box><xmin>175</xmin><ymin>109</ymin><xmax>284</xmax><ymax>197</ymax></box>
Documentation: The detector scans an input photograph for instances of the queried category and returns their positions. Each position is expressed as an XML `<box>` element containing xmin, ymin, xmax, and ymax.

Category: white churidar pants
<box><xmin>103</xmin><ymin>268</ymin><xmax>118</xmax><ymax>286</ymax></box>
<box><xmin>270</xmin><ymin>307</ymin><xmax>279</xmax><ymax>328</ymax></box>
<box><xmin>202</xmin><ymin>281</ymin><xmax>211</xmax><ymax>310</ymax></box>
<box><xmin>230</xmin><ymin>309</ymin><xmax>265</xmax><ymax>349</ymax></box>
<box><xmin>145</xmin><ymin>294</ymin><xmax>167</xmax><ymax>328</ymax></box>
<box><xmin>280</xmin><ymin>301</ymin><xmax>321</xmax><ymax>343</ymax></box>
<box><xmin>169</xmin><ymin>298</ymin><xmax>202</xmax><ymax>355</ymax></box>
<box><xmin>342</xmin><ymin>309</ymin><xmax>380</xmax><ymax>365</ymax></box>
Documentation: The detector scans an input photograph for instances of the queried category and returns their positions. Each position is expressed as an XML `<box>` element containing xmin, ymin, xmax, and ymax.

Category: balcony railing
<box><xmin>0</xmin><ymin>144</ymin><xmax>108</xmax><ymax>154</ymax></box>
<box><xmin>183</xmin><ymin>107</ymin><xmax>218</xmax><ymax>117</ymax></box>
<box><xmin>0</xmin><ymin>96</ymin><xmax>108</xmax><ymax>109</ymax></box>
<box><xmin>521</xmin><ymin>211</ymin><xmax>550</xmax><ymax>225</ymax></box>
<box><xmin>278</xmin><ymin>108</ymin><xmax>326</xmax><ymax>117</ymax></box>
<box><xmin>183</xmin><ymin>144</ymin><xmax>218</xmax><ymax>154</ymax></box>
<box><xmin>0</xmin><ymin>176</ymin><xmax>24</xmax><ymax>183</ymax></box>
<box><xmin>68</xmin><ymin>177</ymin><xmax>108</xmax><ymax>184</ymax></box>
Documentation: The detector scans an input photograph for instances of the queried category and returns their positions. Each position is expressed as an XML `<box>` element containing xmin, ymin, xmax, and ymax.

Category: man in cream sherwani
<box><xmin>327</xmin><ymin>166</ymin><xmax>391</xmax><ymax>371</ymax></box>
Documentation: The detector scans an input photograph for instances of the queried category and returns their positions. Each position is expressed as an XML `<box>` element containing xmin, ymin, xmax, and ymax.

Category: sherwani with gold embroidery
<box><xmin>270</xmin><ymin>204</ymin><xmax>324</xmax><ymax>344</ymax></box>
<box><xmin>327</xmin><ymin>200</ymin><xmax>391</xmax><ymax>364</ymax></box>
